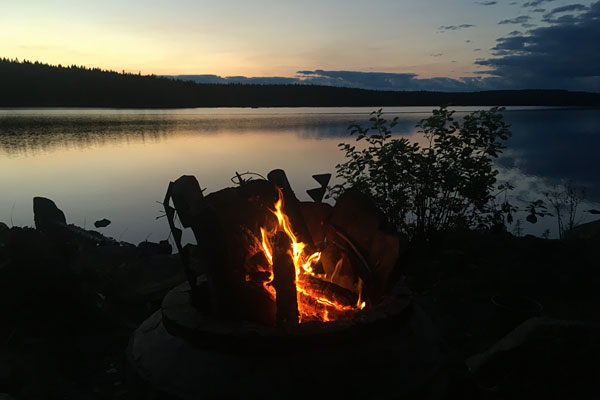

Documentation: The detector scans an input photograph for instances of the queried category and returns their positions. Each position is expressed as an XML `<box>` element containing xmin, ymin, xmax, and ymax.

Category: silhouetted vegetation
<box><xmin>1</xmin><ymin>58</ymin><xmax>600</xmax><ymax>108</ymax></box>
<box><xmin>544</xmin><ymin>181</ymin><xmax>587</xmax><ymax>239</ymax></box>
<box><xmin>330</xmin><ymin>107</ymin><xmax>513</xmax><ymax>239</ymax></box>
<box><xmin>329</xmin><ymin>107</ymin><xmax>558</xmax><ymax>241</ymax></box>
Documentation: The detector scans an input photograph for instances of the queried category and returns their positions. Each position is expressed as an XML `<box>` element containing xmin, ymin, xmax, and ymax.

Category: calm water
<box><xmin>1</xmin><ymin>106</ymin><xmax>599</xmax><ymax>242</ymax></box>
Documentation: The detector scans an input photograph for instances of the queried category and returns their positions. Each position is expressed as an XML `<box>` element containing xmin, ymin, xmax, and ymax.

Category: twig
<box><xmin>10</xmin><ymin>201</ymin><xmax>15</xmax><ymax>227</ymax></box>
<box><xmin>230</xmin><ymin>171</ymin><xmax>267</xmax><ymax>185</ymax></box>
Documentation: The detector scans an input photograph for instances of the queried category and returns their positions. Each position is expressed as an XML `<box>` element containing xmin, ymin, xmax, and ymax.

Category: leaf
<box><xmin>526</xmin><ymin>214</ymin><xmax>538</xmax><ymax>224</ymax></box>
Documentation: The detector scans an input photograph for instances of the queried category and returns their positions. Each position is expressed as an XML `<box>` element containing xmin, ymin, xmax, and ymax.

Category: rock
<box><xmin>33</xmin><ymin>197</ymin><xmax>66</xmax><ymax>231</ymax></box>
<box><xmin>94</xmin><ymin>218</ymin><xmax>111</xmax><ymax>228</ymax></box>
<box><xmin>467</xmin><ymin>317</ymin><xmax>600</xmax><ymax>397</ymax></box>
<box><xmin>158</xmin><ymin>240</ymin><xmax>172</xmax><ymax>255</ymax></box>
<box><xmin>0</xmin><ymin>222</ymin><xmax>8</xmax><ymax>248</ymax></box>
<box><xmin>128</xmin><ymin>293</ymin><xmax>447</xmax><ymax>399</ymax></box>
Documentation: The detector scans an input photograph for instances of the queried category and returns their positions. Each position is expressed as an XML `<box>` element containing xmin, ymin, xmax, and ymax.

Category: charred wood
<box><xmin>170</xmin><ymin>175</ymin><xmax>204</xmax><ymax>228</ymax></box>
<box><xmin>164</xmin><ymin>181</ymin><xmax>196</xmax><ymax>290</ymax></box>
<box><xmin>273</xmin><ymin>232</ymin><xmax>299</xmax><ymax>326</ymax></box>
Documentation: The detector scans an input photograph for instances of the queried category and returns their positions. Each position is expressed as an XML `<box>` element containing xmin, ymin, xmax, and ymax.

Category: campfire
<box><xmin>163</xmin><ymin>169</ymin><xmax>400</xmax><ymax>328</ymax></box>
<box><xmin>127</xmin><ymin>170</ymin><xmax>422</xmax><ymax>398</ymax></box>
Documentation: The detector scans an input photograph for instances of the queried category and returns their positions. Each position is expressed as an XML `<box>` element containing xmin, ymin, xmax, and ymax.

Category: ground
<box><xmin>0</xmin><ymin>218</ymin><xmax>599</xmax><ymax>399</ymax></box>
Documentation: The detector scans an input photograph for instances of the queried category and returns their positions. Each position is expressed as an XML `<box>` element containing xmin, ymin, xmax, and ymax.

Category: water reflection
<box><xmin>0</xmin><ymin>109</ymin><xmax>427</xmax><ymax>156</ymax></box>
<box><xmin>499</xmin><ymin>108</ymin><xmax>600</xmax><ymax>200</ymax></box>
<box><xmin>0</xmin><ymin>107</ymin><xmax>598</xmax><ymax>242</ymax></box>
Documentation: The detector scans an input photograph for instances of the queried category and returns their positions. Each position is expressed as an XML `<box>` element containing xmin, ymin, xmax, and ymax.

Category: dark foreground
<box><xmin>0</xmin><ymin>200</ymin><xmax>599</xmax><ymax>399</ymax></box>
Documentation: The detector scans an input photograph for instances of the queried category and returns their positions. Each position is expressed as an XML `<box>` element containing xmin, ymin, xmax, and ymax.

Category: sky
<box><xmin>1</xmin><ymin>0</ymin><xmax>599</xmax><ymax>91</ymax></box>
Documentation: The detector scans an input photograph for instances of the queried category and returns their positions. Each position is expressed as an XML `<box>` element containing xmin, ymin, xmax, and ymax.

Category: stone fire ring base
<box><xmin>128</xmin><ymin>283</ymin><xmax>446</xmax><ymax>399</ymax></box>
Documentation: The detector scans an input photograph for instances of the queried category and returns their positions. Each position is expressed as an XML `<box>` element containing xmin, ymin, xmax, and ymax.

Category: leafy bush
<box><xmin>329</xmin><ymin>106</ymin><xmax>514</xmax><ymax>240</ymax></box>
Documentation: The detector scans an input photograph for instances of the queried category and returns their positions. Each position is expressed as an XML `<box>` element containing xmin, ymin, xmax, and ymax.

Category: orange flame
<box><xmin>259</xmin><ymin>188</ymin><xmax>365</xmax><ymax>322</ymax></box>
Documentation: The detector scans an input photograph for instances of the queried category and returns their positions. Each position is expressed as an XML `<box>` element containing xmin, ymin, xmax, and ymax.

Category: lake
<box><xmin>1</xmin><ymin>106</ymin><xmax>599</xmax><ymax>242</ymax></box>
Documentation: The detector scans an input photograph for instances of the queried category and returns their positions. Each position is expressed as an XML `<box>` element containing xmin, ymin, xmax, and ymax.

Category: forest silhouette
<box><xmin>1</xmin><ymin>58</ymin><xmax>600</xmax><ymax>108</ymax></box>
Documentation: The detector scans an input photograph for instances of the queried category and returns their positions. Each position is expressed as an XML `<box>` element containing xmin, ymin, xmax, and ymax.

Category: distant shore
<box><xmin>2</xmin><ymin>59</ymin><xmax>600</xmax><ymax>109</ymax></box>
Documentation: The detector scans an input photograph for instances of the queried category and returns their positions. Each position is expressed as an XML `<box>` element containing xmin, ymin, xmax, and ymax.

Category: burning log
<box><xmin>167</xmin><ymin>179</ymin><xmax>279</xmax><ymax>323</ymax></box>
<box><xmin>272</xmin><ymin>231</ymin><xmax>299</xmax><ymax>326</ymax></box>
<box><xmin>267</xmin><ymin>169</ymin><xmax>318</xmax><ymax>256</ymax></box>
<box><xmin>300</xmin><ymin>275</ymin><xmax>358</xmax><ymax>308</ymax></box>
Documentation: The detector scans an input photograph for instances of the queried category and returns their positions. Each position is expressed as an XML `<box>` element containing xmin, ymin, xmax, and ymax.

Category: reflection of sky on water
<box><xmin>498</xmin><ymin>109</ymin><xmax>600</xmax><ymax>200</ymax></box>
<box><xmin>495</xmin><ymin>167</ymin><xmax>600</xmax><ymax>238</ymax></box>
<box><xmin>1</xmin><ymin>107</ymin><xmax>598</xmax><ymax>242</ymax></box>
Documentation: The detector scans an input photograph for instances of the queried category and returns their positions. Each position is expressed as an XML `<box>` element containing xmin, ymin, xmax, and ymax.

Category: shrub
<box><xmin>329</xmin><ymin>106</ymin><xmax>513</xmax><ymax>240</ymax></box>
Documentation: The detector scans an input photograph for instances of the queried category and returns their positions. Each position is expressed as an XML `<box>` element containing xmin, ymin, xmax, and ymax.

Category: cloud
<box><xmin>476</xmin><ymin>1</ymin><xmax>600</xmax><ymax>91</ymax></box>
<box><xmin>166</xmin><ymin>74</ymin><xmax>299</xmax><ymax>85</ymax></box>
<box><xmin>499</xmin><ymin>15</ymin><xmax>532</xmax><ymax>24</ymax></box>
<box><xmin>296</xmin><ymin>70</ymin><xmax>495</xmax><ymax>91</ymax></box>
<box><xmin>476</xmin><ymin>1</ymin><xmax>497</xmax><ymax>5</ymax></box>
<box><xmin>542</xmin><ymin>3</ymin><xmax>589</xmax><ymax>21</ymax></box>
<box><xmin>533</xmin><ymin>8</ymin><xmax>546</xmax><ymax>12</ymax></box>
<box><xmin>438</xmin><ymin>24</ymin><xmax>476</xmax><ymax>32</ymax></box>
<box><xmin>546</xmin><ymin>3</ymin><xmax>589</xmax><ymax>14</ymax></box>
<box><xmin>293</xmin><ymin>70</ymin><xmax>526</xmax><ymax>92</ymax></box>
<box><xmin>522</xmin><ymin>0</ymin><xmax>557</xmax><ymax>7</ymax></box>
<box><xmin>166</xmin><ymin>4</ymin><xmax>600</xmax><ymax>93</ymax></box>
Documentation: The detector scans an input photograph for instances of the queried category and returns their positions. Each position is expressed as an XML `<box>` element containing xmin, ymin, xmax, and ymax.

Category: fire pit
<box><xmin>128</xmin><ymin>170</ymin><xmax>445</xmax><ymax>398</ymax></box>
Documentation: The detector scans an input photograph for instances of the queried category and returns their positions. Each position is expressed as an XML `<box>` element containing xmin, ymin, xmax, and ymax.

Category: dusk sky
<box><xmin>2</xmin><ymin>0</ymin><xmax>599</xmax><ymax>91</ymax></box>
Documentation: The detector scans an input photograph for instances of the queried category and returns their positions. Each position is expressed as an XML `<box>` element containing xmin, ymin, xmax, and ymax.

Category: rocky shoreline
<box><xmin>0</xmin><ymin>198</ymin><xmax>184</xmax><ymax>399</ymax></box>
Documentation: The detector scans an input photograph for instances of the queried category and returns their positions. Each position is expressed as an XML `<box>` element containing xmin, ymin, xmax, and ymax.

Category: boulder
<box><xmin>94</xmin><ymin>218</ymin><xmax>111</xmax><ymax>228</ymax></box>
<box><xmin>33</xmin><ymin>197</ymin><xmax>66</xmax><ymax>231</ymax></box>
<box><xmin>467</xmin><ymin>317</ymin><xmax>600</xmax><ymax>397</ymax></box>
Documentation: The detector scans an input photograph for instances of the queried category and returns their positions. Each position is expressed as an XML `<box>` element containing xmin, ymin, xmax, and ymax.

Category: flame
<box><xmin>258</xmin><ymin>188</ymin><xmax>365</xmax><ymax>322</ymax></box>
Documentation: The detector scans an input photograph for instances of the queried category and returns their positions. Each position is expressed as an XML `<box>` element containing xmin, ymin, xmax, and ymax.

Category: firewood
<box><xmin>268</xmin><ymin>169</ymin><xmax>321</xmax><ymax>272</ymax></box>
<box><xmin>329</xmin><ymin>224</ymin><xmax>372</xmax><ymax>280</ymax></box>
<box><xmin>272</xmin><ymin>232</ymin><xmax>299</xmax><ymax>326</ymax></box>
<box><xmin>300</xmin><ymin>275</ymin><xmax>358</xmax><ymax>308</ymax></box>
<box><xmin>170</xmin><ymin>175</ymin><xmax>204</xmax><ymax>228</ymax></box>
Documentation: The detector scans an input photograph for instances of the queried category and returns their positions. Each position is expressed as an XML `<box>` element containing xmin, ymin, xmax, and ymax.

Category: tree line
<box><xmin>1</xmin><ymin>58</ymin><xmax>599</xmax><ymax>108</ymax></box>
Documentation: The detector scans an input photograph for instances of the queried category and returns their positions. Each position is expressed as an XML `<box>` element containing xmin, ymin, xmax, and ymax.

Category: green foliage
<box><xmin>330</xmin><ymin>106</ymin><xmax>514</xmax><ymax>239</ymax></box>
